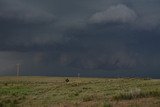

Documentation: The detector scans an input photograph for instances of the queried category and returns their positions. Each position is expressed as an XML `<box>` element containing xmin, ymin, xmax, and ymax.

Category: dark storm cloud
<box><xmin>0</xmin><ymin>0</ymin><xmax>55</xmax><ymax>24</ymax></box>
<box><xmin>88</xmin><ymin>2</ymin><xmax>160</xmax><ymax>30</ymax></box>
<box><xmin>0</xmin><ymin>0</ymin><xmax>160</xmax><ymax>76</ymax></box>
<box><xmin>0</xmin><ymin>0</ymin><xmax>60</xmax><ymax>52</ymax></box>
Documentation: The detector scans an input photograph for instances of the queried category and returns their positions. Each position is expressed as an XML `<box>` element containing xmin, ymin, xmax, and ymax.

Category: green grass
<box><xmin>0</xmin><ymin>77</ymin><xmax>160</xmax><ymax>107</ymax></box>
<box><xmin>0</xmin><ymin>86</ymin><xmax>31</xmax><ymax>95</ymax></box>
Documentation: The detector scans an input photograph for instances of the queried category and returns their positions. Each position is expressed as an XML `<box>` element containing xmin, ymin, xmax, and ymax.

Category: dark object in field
<box><xmin>65</xmin><ymin>78</ymin><xmax>69</xmax><ymax>83</ymax></box>
<box><xmin>4</xmin><ymin>83</ymin><xmax>8</xmax><ymax>86</ymax></box>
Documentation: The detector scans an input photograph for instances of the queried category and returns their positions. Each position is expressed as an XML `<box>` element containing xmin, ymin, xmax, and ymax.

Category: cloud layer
<box><xmin>90</xmin><ymin>4</ymin><xmax>137</xmax><ymax>24</ymax></box>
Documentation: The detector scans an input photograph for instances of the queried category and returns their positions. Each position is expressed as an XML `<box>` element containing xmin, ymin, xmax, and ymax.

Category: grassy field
<box><xmin>0</xmin><ymin>77</ymin><xmax>160</xmax><ymax>107</ymax></box>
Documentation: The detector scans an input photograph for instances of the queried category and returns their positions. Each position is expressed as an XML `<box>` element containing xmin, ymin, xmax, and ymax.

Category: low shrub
<box><xmin>103</xmin><ymin>102</ymin><xmax>112</xmax><ymax>107</ymax></box>
<box><xmin>82</xmin><ymin>95</ymin><xmax>94</xmax><ymax>102</ymax></box>
<box><xmin>113</xmin><ymin>88</ymin><xmax>160</xmax><ymax>101</ymax></box>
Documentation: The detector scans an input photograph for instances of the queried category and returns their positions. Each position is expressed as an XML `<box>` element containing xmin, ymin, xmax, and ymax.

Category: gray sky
<box><xmin>0</xmin><ymin>0</ymin><xmax>160</xmax><ymax>77</ymax></box>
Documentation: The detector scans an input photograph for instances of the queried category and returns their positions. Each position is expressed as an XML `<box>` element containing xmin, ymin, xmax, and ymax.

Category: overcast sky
<box><xmin>0</xmin><ymin>0</ymin><xmax>160</xmax><ymax>77</ymax></box>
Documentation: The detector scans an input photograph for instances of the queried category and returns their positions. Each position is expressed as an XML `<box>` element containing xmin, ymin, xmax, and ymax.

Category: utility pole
<box><xmin>16</xmin><ymin>64</ymin><xmax>20</xmax><ymax>77</ymax></box>
<box><xmin>78</xmin><ymin>73</ymin><xmax>80</xmax><ymax>80</ymax></box>
<box><xmin>77</xmin><ymin>73</ymin><xmax>80</xmax><ymax>86</ymax></box>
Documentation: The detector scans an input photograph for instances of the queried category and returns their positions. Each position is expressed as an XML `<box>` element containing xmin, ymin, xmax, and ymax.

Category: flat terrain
<box><xmin>0</xmin><ymin>77</ymin><xmax>160</xmax><ymax>107</ymax></box>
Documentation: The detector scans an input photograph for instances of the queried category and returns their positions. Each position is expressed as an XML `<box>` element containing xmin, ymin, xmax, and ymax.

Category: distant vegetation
<box><xmin>0</xmin><ymin>77</ymin><xmax>160</xmax><ymax>107</ymax></box>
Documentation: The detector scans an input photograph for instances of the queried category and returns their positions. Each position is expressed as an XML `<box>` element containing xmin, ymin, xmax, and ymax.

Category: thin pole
<box><xmin>16</xmin><ymin>64</ymin><xmax>20</xmax><ymax>77</ymax></box>
<box><xmin>77</xmin><ymin>73</ymin><xmax>80</xmax><ymax>86</ymax></box>
<box><xmin>78</xmin><ymin>73</ymin><xmax>80</xmax><ymax>79</ymax></box>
